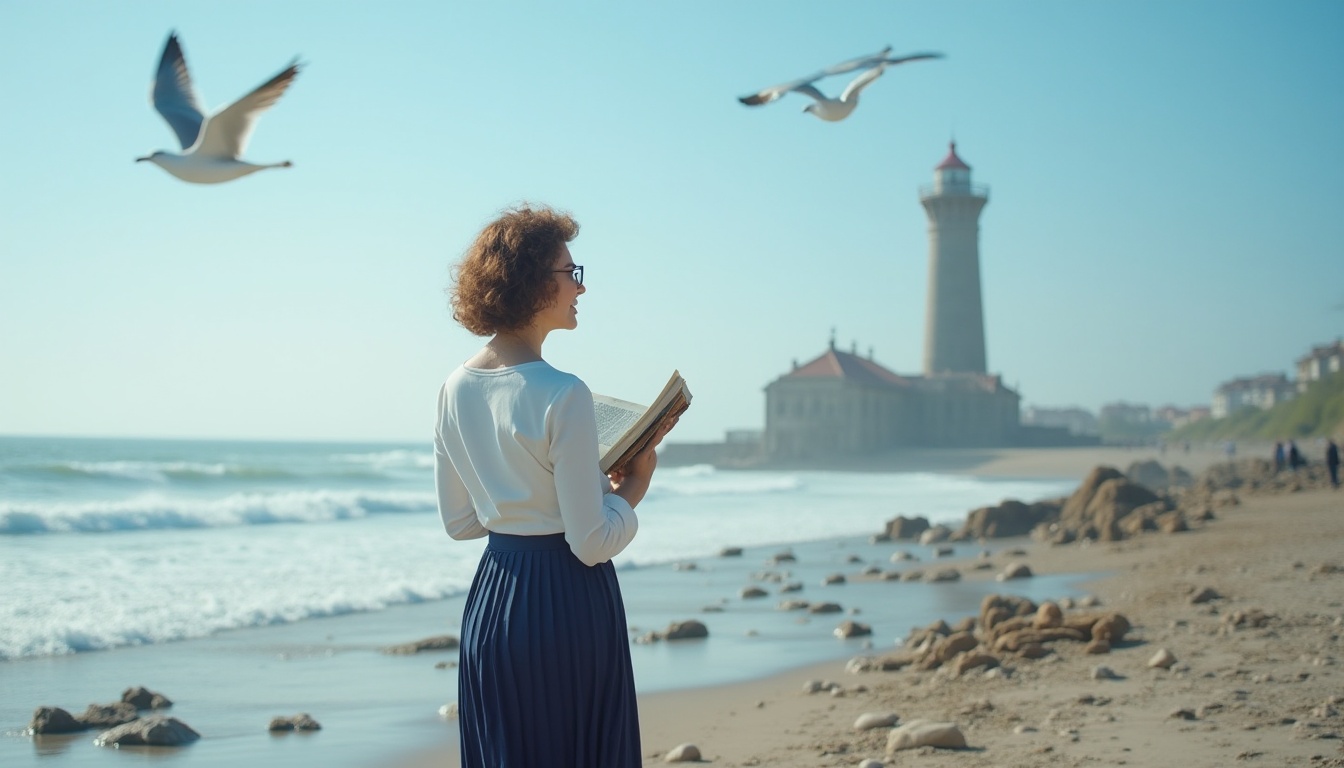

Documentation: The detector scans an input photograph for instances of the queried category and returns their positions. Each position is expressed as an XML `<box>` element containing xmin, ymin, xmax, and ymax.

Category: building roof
<box><xmin>935</xmin><ymin>141</ymin><xmax>970</xmax><ymax>171</ymax></box>
<box><xmin>778</xmin><ymin>346</ymin><xmax>911</xmax><ymax>387</ymax></box>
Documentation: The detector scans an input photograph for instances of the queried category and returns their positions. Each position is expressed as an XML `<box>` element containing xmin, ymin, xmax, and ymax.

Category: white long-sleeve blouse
<box><xmin>433</xmin><ymin>361</ymin><xmax>639</xmax><ymax>566</ymax></box>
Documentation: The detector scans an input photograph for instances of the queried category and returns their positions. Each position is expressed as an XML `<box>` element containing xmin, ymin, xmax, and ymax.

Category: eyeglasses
<box><xmin>553</xmin><ymin>265</ymin><xmax>584</xmax><ymax>286</ymax></box>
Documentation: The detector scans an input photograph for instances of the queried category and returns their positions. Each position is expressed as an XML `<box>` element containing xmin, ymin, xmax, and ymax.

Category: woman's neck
<box><xmin>468</xmin><ymin>329</ymin><xmax>546</xmax><ymax>369</ymax></box>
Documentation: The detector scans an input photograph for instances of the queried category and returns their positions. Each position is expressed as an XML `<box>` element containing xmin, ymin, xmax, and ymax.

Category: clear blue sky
<box><xmin>2</xmin><ymin>1</ymin><xmax>1341</xmax><ymax>442</ymax></box>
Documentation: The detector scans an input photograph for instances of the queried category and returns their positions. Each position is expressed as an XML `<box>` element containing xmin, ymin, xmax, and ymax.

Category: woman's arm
<box><xmin>434</xmin><ymin>384</ymin><xmax>487</xmax><ymax>540</ymax></box>
<box><xmin>548</xmin><ymin>382</ymin><xmax>639</xmax><ymax>566</ymax></box>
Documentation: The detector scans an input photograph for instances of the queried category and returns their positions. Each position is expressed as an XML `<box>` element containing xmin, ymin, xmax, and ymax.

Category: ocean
<box><xmin>0</xmin><ymin>435</ymin><xmax>1084</xmax><ymax>767</ymax></box>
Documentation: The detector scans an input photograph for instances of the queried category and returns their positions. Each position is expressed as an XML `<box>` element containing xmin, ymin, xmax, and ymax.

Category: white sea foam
<box><xmin>332</xmin><ymin>449</ymin><xmax>435</xmax><ymax>470</ymax></box>
<box><xmin>0</xmin><ymin>489</ymin><xmax>437</xmax><ymax>534</ymax></box>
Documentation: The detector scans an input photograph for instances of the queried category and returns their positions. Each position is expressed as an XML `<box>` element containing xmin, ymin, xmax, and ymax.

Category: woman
<box><xmin>435</xmin><ymin>204</ymin><xmax>670</xmax><ymax>767</ymax></box>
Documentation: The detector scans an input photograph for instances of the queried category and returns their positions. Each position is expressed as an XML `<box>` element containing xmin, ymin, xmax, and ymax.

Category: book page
<box><xmin>592</xmin><ymin>394</ymin><xmax>647</xmax><ymax>456</ymax></box>
<box><xmin>596</xmin><ymin>371</ymin><xmax>691</xmax><ymax>474</ymax></box>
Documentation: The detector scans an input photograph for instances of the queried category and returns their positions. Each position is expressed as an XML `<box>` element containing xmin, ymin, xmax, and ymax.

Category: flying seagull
<box><xmin>739</xmin><ymin>47</ymin><xmax>943</xmax><ymax>122</ymax></box>
<box><xmin>137</xmin><ymin>32</ymin><xmax>301</xmax><ymax>184</ymax></box>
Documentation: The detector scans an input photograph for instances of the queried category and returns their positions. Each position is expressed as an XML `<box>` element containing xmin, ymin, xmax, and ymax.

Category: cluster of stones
<box><xmin>28</xmin><ymin>686</ymin><xmax>200</xmax><ymax>747</ymax></box>
<box><xmin>847</xmin><ymin>593</ymin><xmax>1131</xmax><ymax>677</ymax></box>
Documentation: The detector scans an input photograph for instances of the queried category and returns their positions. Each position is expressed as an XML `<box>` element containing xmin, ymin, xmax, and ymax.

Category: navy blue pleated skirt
<box><xmin>458</xmin><ymin>533</ymin><xmax>640</xmax><ymax>768</ymax></box>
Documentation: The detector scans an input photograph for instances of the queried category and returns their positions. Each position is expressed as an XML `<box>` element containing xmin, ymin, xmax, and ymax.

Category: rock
<box><xmin>919</xmin><ymin>525</ymin><xmax>953</xmax><ymax>545</ymax></box>
<box><xmin>822</xmin><ymin>573</ymin><xmax>847</xmax><ymax>586</ymax></box>
<box><xmin>778</xmin><ymin>599</ymin><xmax>810</xmax><ymax>611</ymax></box>
<box><xmin>28</xmin><ymin>706</ymin><xmax>86</xmax><ymax>734</ymax></box>
<box><xmin>884</xmin><ymin>515</ymin><xmax>931</xmax><ymax>541</ymax></box>
<box><xmin>122</xmin><ymin>686</ymin><xmax>173</xmax><ymax>710</ymax></box>
<box><xmin>382</xmin><ymin>635</ymin><xmax>460</xmax><ymax>654</ymax></box>
<box><xmin>268</xmin><ymin>713</ymin><xmax>322</xmax><ymax>731</ymax></box>
<box><xmin>1091</xmin><ymin>665</ymin><xmax>1121</xmax><ymax>680</ymax></box>
<box><xmin>997</xmin><ymin>562</ymin><xmax>1033</xmax><ymax>581</ymax></box>
<box><xmin>861</xmin><ymin>565</ymin><xmax>883</xmax><ymax>576</ymax></box>
<box><xmin>1085</xmin><ymin>638</ymin><xmax>1111</xmax><ymax>654</ymax></box>
<box><xmin>926</xmin><ymin>568</ymin><xmax>961</xmax><ymax>583</ymax></box>
<box><xmin>1189</xmin><ymin>587</ymin><xmax>1222</xmax><ymax>604</ymax></box>
<box><xmin>1169</xmin><ymin>708</ymin><xmax>1197</xmax><ymax>720</ymax></box>
<box><xmin>858</xmin><ymin>760</ymin><xmax>885</xmax><ymax>768</ymax></box>
<box><xmin>1033</xmin><ymin>602</ymin><xmax>1064</xmax><ymax>629</ymax></box>
<box><xmin>835</xmin><ymin>620</ymin><xmax>872</xmax><ymax>639</ymax></box>
<box><xmin>809</xmin><ymin>602</ymin><xmax>843</xmax><ymax>614</ymax></box>
<box><xmin>94</xmin><ymin>715</ymin><xmax>200</xmax><ymax>747</ymax></box>
<box><xmin>953</xmin><ymin>652</ymin><xmax>1000</xmax><ymax>676</ymax></box>
<box><xmin>661</xmin><ymin>620</ymin><xmax>709</xmax><ymax>641</ymax></box>
<box><xmin>770</xmin><ymin>550</ymin><xmax>796</xmax><ymax>564</ymax></box>
<box><xmin>889</xmin><ymin>550</ymin><xmax>916</xmax><ymax>562</ymax></box>
<box><xmin>934</xmin><ymin>631</ymin><xmax>979</xmax><ymax>662</ymax></box>
<box><xmin>663</xmin><ymin>747</ymin><xmax>704</xmax><ymax>763</ymax></box>
<box><xmin>78</xmin><ymin>702</ymin><xmax>140</xmax><ymax>728</ymax></box>
<box><xmin>740</xmin><ymin>586</ymin><xmax>768</xmax><ymax>599</ymax></box>
<box><xmin>780</xmin><ymin>581</ymin><xmax>804</xmax><ymax>593</ymax></box>
<box><xmin>886</xmin><ymin>719</ymin><xmax>967</xmax><ymax>752</ymax></box>
<box><xmin>932</xmin><ymin>546</ymin><xmax>954</xmax><ymax>558</ymax></box>
<box><xmin>854</xmin><ymin>712</ymin><xmax>899</xmax><ymax>731</ymax></box>
<box><xmin>438</xmin><ymin>703</ymin><xmax>458</xmax><ymax>719</ymax></box>
<box><xmin>673</xmin><ymin>562</ymin><xmax>698</xmax><ymax>571</ymax></box>
<box><xmin>1148</xmin><ymin>648</ymin><xmax>1178</xmax><ymax>669</ymax></box>
<box><xmin>900</xmin><ymin>569</ymin><xmax>925</xmax><ymax>582</ymax></box>
<box><xmin>718</xmin><ymin>546</ymin><xmax>743</xmax><ymax>557</ymax></box>
<box><xmin>957</xmin><ymin>498</ymin><xmax>1062</xmax><ymax>540</ymax></box>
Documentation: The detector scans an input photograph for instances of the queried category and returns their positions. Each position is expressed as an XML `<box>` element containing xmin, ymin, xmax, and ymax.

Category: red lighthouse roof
<box><xmin>935</xmin><ymin>141</ymin><xmax>970</xmax><ymax>171</ymax></box>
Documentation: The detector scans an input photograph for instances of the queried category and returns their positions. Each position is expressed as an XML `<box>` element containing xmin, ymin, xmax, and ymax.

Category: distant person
<box><xmin>1327</xmin><ymin>439</ymin><xmax>1340</xmax><ymax>489</ymax></box>
<box><xmin>1273</xmin><ymin>441</ymin><xmax>1286</xmax><ymax>473</ymax></box>
<box><xmin>1288</xmin><ymin>440</ymin><xmax>1304</xmax><ymax>471</ymax></box>
<box><xmin>435</xmin><ymin>204</ymin><xmax>675</xmax><ymax>767</ymax></box>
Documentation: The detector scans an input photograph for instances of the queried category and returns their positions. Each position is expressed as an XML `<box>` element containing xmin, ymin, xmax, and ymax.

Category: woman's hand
<box><xmin>608</xmin><ymin>416</ymin><xmax>678</xmax><ymax>507</ymax></box>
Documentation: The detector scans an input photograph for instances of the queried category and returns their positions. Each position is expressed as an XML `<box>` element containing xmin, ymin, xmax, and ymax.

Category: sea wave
<box><xmin>332</xmin><ymin>449</ymin><xmax>435</xmax><ymax>471</ymax></box>
<box><xmin>0</xmin><ymin>489</ymin><xmax>437</xmax><ymax>535</ymax></box>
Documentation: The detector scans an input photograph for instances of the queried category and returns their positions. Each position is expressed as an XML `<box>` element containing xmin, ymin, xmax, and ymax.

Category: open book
<box><xmin>593</xmin><ymin>370</ymin><xmax>692</xmax><ymax>474</ymax></box>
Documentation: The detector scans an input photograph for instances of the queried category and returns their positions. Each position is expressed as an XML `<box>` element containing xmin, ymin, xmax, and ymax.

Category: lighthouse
<box><xmin>919</xmin><ymin>141</ymin><xmax>989</xmax><ymax>376</ymax></box>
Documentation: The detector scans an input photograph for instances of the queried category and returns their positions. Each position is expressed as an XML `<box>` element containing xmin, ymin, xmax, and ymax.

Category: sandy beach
<box><xmin>399</xmin><ymin>445</ymin><xmax>1343</xmax><ymax>768</ymax></box>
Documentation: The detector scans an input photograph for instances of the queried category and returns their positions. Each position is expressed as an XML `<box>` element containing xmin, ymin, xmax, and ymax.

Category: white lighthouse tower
<box><xmin>919</xmin><ymin>141</ymin><xmax>990</xmax><ymax>375</ymax></box>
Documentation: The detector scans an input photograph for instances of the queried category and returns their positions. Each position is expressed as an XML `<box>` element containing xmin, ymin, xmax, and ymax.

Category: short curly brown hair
<box><xmin>450</xmin><ymin>204</ymin><xmax>580</xmax><ymax>336</ymax></box>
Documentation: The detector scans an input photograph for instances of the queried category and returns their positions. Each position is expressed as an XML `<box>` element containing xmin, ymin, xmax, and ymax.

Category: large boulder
<box><xmin>1059</xmin><ymin>467</ymin><xmax>1166</xmax><ymax>541</ymax></box>
<box><xmin>660</xmin><ymin>620</ymin><xmax>709</xmax><ymax>640</ymax></box>
<box><xmin>956</xmin><ymin>499</ymin><xmax>1061</xmax><ymax>540</ymax></box>
<box><xmin>29</xmin><ymin>706</ymin><xmax>85</xmax><ymax>734</ymax></box>
<box><xmin>884</xmin><ymin>515</ymin><xmax>931</xmax><ymax>541</ymax></box>
<box><xmin>94</xmin><ymin>716</ymin><xmax>200</xmax><ymax>747</ymax></box>
<box><xmin>122</xmin><ymin>686</ymin><xmax>173</xmax><ymax>710</ymax></box>
<box><xmin>78</xmin><ymin>702</ymin><xmax>140</xmax><ymax>728</ymax></box>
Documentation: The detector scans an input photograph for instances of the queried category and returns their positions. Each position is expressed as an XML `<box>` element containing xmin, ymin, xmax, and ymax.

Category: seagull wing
<box><xmin>879</xmin><ymin>52</ymin><xmax>945</xmax><ymax>66</ymax></box>
<box><xmin>840</xmin><ymin>64</ymin><xmax>886</xmax><ymax>102</ymax></box>
<box><xmin>818</xmin><ymin>45</ymin><xmax>894</xmax><ymax>77</ymax></box>
<box><xmin>738</xmin><ymin>45</ymin><xmax>892</xmax><ymax>106</ymax></box>
<box><xmin>151</xmin><ymin>33</ymin><xmax>207</xmax><ymax>150</ymax></box>
<box><xmin>193</xmin><ymin>61</ymin><xmax>300</xmax><ymax>158</ymax></box>
<box><xmin>739</xmin><ymin>74</ymin><xmax>824</xmax><ymax>106</ymax></box>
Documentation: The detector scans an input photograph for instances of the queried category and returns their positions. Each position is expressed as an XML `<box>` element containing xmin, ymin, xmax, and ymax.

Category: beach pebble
<box><xmin>1149</xmin><ymin>648</ymin><xmax>1178</xmax><ymax>669</ymax></box>
<box><xmin>809</xmin><ymin>602</ymin><xmax>844</xmax><ymax>614</ymax></box>
<box><xmin>854</xmin><ymin>712</ymin><xmax>899</xmax><ymax>731</ymax></box>
<box><xmin>858</xmin><ymin>759</ymin><xmax>885</xmax><ymax>768</ymax></box>
<box><xmin>1013</xmin><ymin>724</ymin><xmax>1038</xmax><ymax>734</ymax></box>
<box><xmin>268</xmin><ymin>713</ymin><xmax>321</xmax><ymax>732</ymax></box>
<box><xmin>718</xmin><ymin>546</ymin><xmax>743</xmax><ymax>557</ymax></box>
<box><xmin>889</xmin><ymin>551</ymin><xmax>916</xmax><ymax>562</ymax></box>
<box><xmin>770</xmin><ymin>550</ymin><xmax>797</xmax><ymax>564</ymax></box>
<box><xmin>823</xmin><ymin>573</ymin><xmax>847</xmax><ymax>586</ymax></box>
<box><xmin>122</xmin><ymin>686</ymin><xmax>173</xmax><ymax>710</ymax></box>
<box><xmin>438</xmin><ymin>703</ymin><xmax>458</xmax><ymax>719</ymax></box>
<box><xmin>1169</xmin><ymin>708</ymin><xmax>1197</xmax><ymax>720</ymax></box>
<box><xmin>919</xmin><ymin>526</ymin><xmax>952</xmax><ymax>545</ymax></box>
<box><xmin>803</xmin><ymin>680</ymin><xmax>824</xmax><ymax>694</ymax></box>
<box><xmin>861</xmin><ymin>565</ymin><xmax>883</xmax><ymax>576</ymax></box>
<box><xmin>835</xmin><ymin>620</ymin><xmax>872</xmax><ymax>639</ymax></box>
<box><xmin>1190</xmin><ymin>587</ymin><xmax>1222</xmax><ymax>604</ymax></box>
<box><xmin>1091</xmin><ymin>665</ymin><xmax>1121</xmax><ymax>680</ymax></box>
<box><xmin>926</xmin><ymin>568</ymin><xmax>961</xmax><ymax>582</ymax></box>
<box><xmin>780</xmin><ymin>581</ymin><xmax>804</xmax><ymax>593</ymax></box>
<box><xmin>740</xmin><ymin>586</ymin><xmax>768</xmax><ymax>599</ymax></box>
<box><xmin>95</xmin><ymin>715</ymin><xmax>200</xmax><ymax>747</ymax></box>
<box><xmin>932</xmin><ymin>546</ymin><xmax>954</xmax><ymax>558</ymax></box>
<box><xmin>663</xmin><ymin>743</ymin><xmax>701</xmax><ymax>762</ymax></box>
<box><xmin>673</xmin><ymin>562</ymin><xmax>697</xmax><ymax>571</ymax></box>
<box><xmin>997</xmin><ymin>562</ymin><xmax>1033</xmax><ymax>581</ymax></box>
<box><xmin>778</xmin><ymin>599</ymin><xmax>810</xmax><ymax>611</ymax></box>
<box><xmin>28</xmin><ymin>706</ymin><xmax>85</xmax><ymax>735</ymax></box>
<box><xmin>886</xmin><ymin>719</ymin><xmax>966</xmax><ymax>752</ymax></box>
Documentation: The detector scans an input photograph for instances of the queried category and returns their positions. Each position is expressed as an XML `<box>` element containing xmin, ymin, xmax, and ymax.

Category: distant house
<box><xmin>1296</xmin><ymin>339</ymin><xmax>1344</xmax><ymax>391</ymax></box>
<box><xmin>1154</xmin><ymin>404</ymin><xmax>1210</xmax><ymax>429</ymax></box>
<box><xmin>763</xmin><ymin>343</ymin><xmax>1020</xmax><ymax>460</ymax></box>
<box><xmin>1099</xmin><ymin>402</ymin><xmax>1153</xmax><ymax>426</ymax></box>
<box><xmin>1211</xmin><ymin>373</ymin><xmax>1296</xmax><ymax>418</ymax></box>
<box><xmin>1022</xmin><ymin>406</ymin><xmax>1099</xmax><ymax>436</ymax></box>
